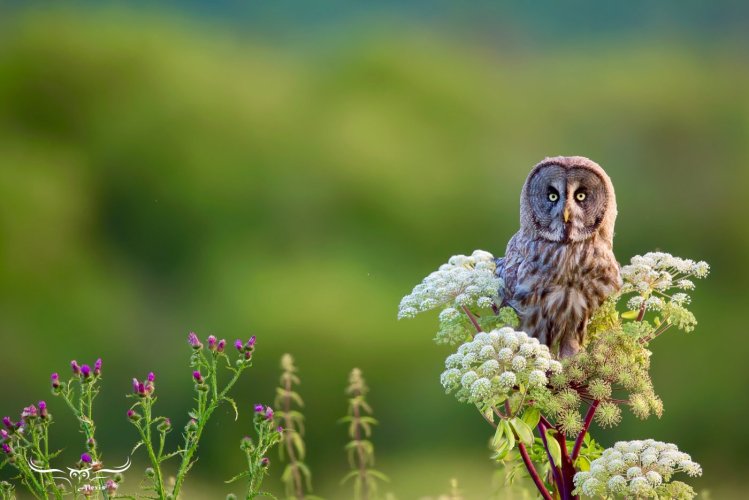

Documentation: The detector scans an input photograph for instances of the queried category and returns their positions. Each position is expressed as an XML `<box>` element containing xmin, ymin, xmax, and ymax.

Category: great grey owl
<box><xmin>495</xmin><ymin>156</ymin><xmax>622</xmax><ymax>358</ymax></box>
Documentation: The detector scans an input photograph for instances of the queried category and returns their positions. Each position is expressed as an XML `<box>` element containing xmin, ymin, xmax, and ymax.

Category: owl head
<box><xmin>519</xmin><ymin>156</ymin><xmax>617</xmax><ymax>244</ymax></box>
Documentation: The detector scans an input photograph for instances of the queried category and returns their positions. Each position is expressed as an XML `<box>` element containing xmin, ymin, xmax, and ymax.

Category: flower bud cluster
<box><xmin>620</xmin><ymin>252</ymin><xmax>708</xmax><ymax>332</ymax></box>
<box><xmin>440</xmin><ymin>327</ymin><xmax>561</xmax><ymax>404</ymax></box>
<box><xmin>573</xmin><ymin>440</ymin><xmax>701</xmax><ymax>498</ymax></box>
<box><xmin>69</xmin><ymin>358</ymin><xmax>103</xmax><ymax>383</ymax></box>
<box><xmin>398</xmin><ymin>250</ymin><xmax>500</xmax><ymax>320</ymax></box>
<box><xmin>132</xmin><ymin>372</ymin><xmax>156</xmax><ymax>398</ymax></box>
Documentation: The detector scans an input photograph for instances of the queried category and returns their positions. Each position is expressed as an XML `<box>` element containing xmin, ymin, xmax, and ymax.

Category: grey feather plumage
<box><xmin>496</xmin><ymin>156</ymin><xmax>622</xmax><ymax>357</ymax></box>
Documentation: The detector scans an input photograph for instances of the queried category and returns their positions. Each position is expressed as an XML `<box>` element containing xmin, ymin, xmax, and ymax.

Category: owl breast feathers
<box><xmin>495</xmin><ymin>156</ymin><xmax>622</xmax><ymax>358</ymax></box>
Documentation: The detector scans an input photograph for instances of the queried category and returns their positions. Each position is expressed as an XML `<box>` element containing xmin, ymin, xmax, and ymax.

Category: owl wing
<box><xmin>495</xmin><ymin>231</ymin><xmax>526</xmax><ymax>311</ymax></box>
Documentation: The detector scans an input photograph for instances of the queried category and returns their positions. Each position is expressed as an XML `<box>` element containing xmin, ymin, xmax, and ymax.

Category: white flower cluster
<box><xmin>440</xmin><ymin>327</ymin><xmax>562</xmax><ymax>404</ymax></box>
<box><xmin>621</xmin><ymin>252</ymin><xmax>709</xmax><ymax>312</ymax></box>
<box><xmin>574</xmin><ymin>439</ymin><xmax>702</xmax><ymax>498</ymax></box>
<box><xmin>398</xmin><ymin>250</ymin><xmax>500</xmax><ymax>320</ymax></box>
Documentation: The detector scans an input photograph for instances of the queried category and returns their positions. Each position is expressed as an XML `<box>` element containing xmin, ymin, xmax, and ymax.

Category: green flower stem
<box><xmin>62</xmin><ymin>382</ymin><xmax>107</xmax><ymax>498</ymax></box>
<box><xmin>171</xmin><ymin>359</ymin><xmax>248</xmax><ymax>498</ymax></box>
<box><xmin>247</xmin><ymin>423</ymin><xmax>267</xmax><ymax>498</ymax></box>
<box><xmin>136</xmin><ymin>399</ymin><xmax>166</xmax><ymax>499</ymax></box>
<box><xmin>281</xmin><ymin>377</ymin><xmax>304</xmax><ymax>499</ymax></box>
<box><xmin>351</xmin><ymin>394</ymin><xmax>369</xmax><ymax>500</ymax></box>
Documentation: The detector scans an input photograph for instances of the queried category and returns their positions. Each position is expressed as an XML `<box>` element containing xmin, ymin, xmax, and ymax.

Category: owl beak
<box><xmin>563</xmin><ymin>207</ymin><xmax>571</xmax><ymax>223</ymax></box>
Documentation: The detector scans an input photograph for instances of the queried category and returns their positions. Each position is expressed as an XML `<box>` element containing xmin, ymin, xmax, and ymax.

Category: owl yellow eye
<box><xmin>575</xmin><ymin>192</ymin><xmax>586</xmax><ymax>201</ymax></box>
<box><xmin>548</xmin><ymin>193</ymin><xmax>559</xmax><ymax>202</ymax></box>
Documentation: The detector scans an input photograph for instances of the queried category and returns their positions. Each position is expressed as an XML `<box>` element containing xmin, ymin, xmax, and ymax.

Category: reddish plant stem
<box><xmin>538</xmin><ymin>420</ymin><xmax>564</xmax><ymax>496</ymax></box>
<box><xmin>461</xmin><ymin>305</ymin><xmax>483</xmax><ymax>333</ymax></box>
<box><xmin>555</xmin><ymin>429</ymin><xmax>577</xmax><ymax>500</ymax></box>
<box><xmin>636</xmin><ymin>303</ymin><xmax>646</xmax><ymax>322</ymax></box>
<box><xmin>502</xmin><ymin>401</ymin><xmax>553</xmax><ymax>499</ymax></box>
<box><xmin>571</xmin><ymin>400</ymin><xmax>599</xmax><ymax>461</ymax></box>
<box><xmin>518</xmin><ymin>441</ymin><xmax>554</xmax><ymax>500</ymax></box>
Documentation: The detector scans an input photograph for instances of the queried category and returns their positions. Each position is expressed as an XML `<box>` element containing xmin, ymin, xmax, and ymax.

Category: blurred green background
<box><xmin>1</xmin><ymin>2</ymin><xmax>748</xmax><ymax>498</ymax></box>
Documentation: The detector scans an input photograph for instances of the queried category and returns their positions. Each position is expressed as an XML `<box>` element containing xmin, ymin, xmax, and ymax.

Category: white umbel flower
<box><xmin>574</xmin><ymin>439</ymin><xmax>701</xmax><ymax>499</ymax></box>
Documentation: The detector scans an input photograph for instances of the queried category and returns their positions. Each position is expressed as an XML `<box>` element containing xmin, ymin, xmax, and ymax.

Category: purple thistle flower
<box><xmin>51</xmin><ymin>372</ymin><xmax>60</xmax><ymax>389</ymax></box>
<box><xmin>264</xmin><ymin>406</ymin><xmax>274</xmax><ymax>421</ymax></box>
<box><xmin>217</xmin><ymin>339</ymin><xmax>226</xmax><ymax>352</ymax></box>
<box><xmin>132</xmin><ymin>378</ymin><xmax>140</xmax><ymax>393</ymax></box>
<box><xmin>81</xmin><ymin>452</ymin><xmax>92</xmax><ymax>464</ymax></box>
<box><xmin>207</xmin><ymin>335</ymin><xmax>217</xmax><ymax>351</ymax></box>
<box><xmin>21</xmin><ymin>405</ymin><xmax>37</xmax><ymax>419</ymax></box>
<box><xmin>81</xmin><ymin>365</ymin><xmax>91</xmax><ymax>378</ymax></box>
<box><xmin>244</xmin><ymin>350</ymin><xmax>253</xmax><ymax>361</ymax></box>
<box><xmin>105</xmin><ymin>479</ymin><xmax>118</xmax><ymax>494</ymax></box>
<box><xmin>138</xmin><ymin>382</ymin><xmax>147</xmax><ymax>396</ymax></box>
<box><xmin>188</xmin><ymin>331</ymin><xmax>203</xmax><ymax>350</ymax></box>
<box><xmin>277</xmin><ymin>426</ymin><xmax>283</xmax><ymax>433</ymax></box>
<box><xmin>38</xmin><ymin>401</ymin><xmax>48</xmax><ymax>419</ymax></box>
<box><xmin>245</xmin><ymin>336</ymin><xmax>256</xmax><ymax>350</ymax></box>
<box><xmin>1</xmin><ymin>429</ymin><xmax>8</xmax><ymax>440</ymax></box>
<box><xmin>2</xmin><ymin>417</ymin><xmax>12</xmax><ymax>430</ymax></box>
<box><xmin>127</xmin><ymin>409</ymin><xmax>140</xmax><ymax>421</ymax></box>
<box><xmin>94</xmin><ymin>358</ymin><xmax>102</xmax><ymax>376</ymax></box>
<box><xmin>234</xmin><ymin>339</ymin><xmax>243</xmax><ymax>352</ymax></box>
<box><xmin>192</xmin><ymin>370</ymin><xmax>203</xmax><ymax>383</ymax></box>
<box><xmin>254</xmin><ymin>404</ymin><xmax>264</xmax><ymax>413</ymax></box>
<box><xmin>260</xmin><ymin>457</ymin><xmax>270</xmax><ymax>467</ymax></box>
<box><xmin>147</xmin><ymin>372</ymin><xmax>155</xmax><ymax>382</ymax></box>
<box><xmin>71</xmin><ymin>360</ymin><xmax>81</xmax><ymax>375</ymax></box>
<box><xmin>2</xmin><ymin>443</ymin><xmax>11</xmax><ymax>454</ymax></box>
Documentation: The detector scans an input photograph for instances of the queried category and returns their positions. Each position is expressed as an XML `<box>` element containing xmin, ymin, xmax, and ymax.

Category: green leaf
<box><xmin>545</xmin><ymin>429</ymin><xmax>562</xmax><ymax>466</ymax></box>
<box><xmin>621</xmin><ymin>310</ymin><xmax>639</xmax><ymax>320</ymax></box>
<box><xmin>222</xmin><ymin>396</ymin><xmax>239</xmax><ymax>421</ymax></box>
<box><xmin>520</xmin><ymin>407</ymin><xmax>541</xmax><ymax>429</ymax></box>
<box><xmin>340</xmin><ymin>470</ymin><xmax>360</xmax><ymax>485</ymax></box>
<box><xmin>130</xmin><ymin>441</ymin><xmax>144</xmax><ymax>456</ymax></box>
<box><xmin>225</xmin><ymin>470</ymin><xmax>251</xmax><ymax>483</ymax></box>
<box><xmin>576</xmin><ymin>455</ymin><xmax>591</xmax><ymax>471</ymax></box>
<box><xmin>491</xmin><ymin>421</ymin><xmax>505</xmax><ymax>448</ymax></box>
<box><xmin>501</xmin><ymin>419</ymin><xmax>515</xmax><ymax>451</ymax></box>
<box><xmin>492</xmin><ymin>438</ymin><xmax>510</xmax><ymax>461</ymax></box>
<box><xmin>367</xmin><ymin>469</ymin><xmax>390</xmax><ymax>482</ymax></box>
<box><xmin>510</xmin><ymin>417</ymin><xmax>535</xmax><ymax>446</ymax></box>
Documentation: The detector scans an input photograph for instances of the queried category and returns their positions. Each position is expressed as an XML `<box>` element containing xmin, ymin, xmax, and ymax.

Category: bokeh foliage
<box><xmin>1</xmin><ymin>6</ymin><xmax>748</xmax><ymax>498</ymax></box>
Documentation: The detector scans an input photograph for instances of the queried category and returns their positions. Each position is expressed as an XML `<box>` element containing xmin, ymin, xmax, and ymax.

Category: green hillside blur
<box><xmin>1</xmin><ymin>8</ymin><xmax>748</xmax><ymax>498</ymax></box>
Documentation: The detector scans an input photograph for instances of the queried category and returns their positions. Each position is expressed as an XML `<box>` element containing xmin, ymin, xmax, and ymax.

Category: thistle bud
<box><xmin>157</xmin><ymin>418</ymin><xmax>172</xmax><ymax>433</ymax></box>
<box><xmin>188</xmin><ymin>332</ymin><xmax>203</xmax><ymax>350</ymax></box>
<box><xmin>71</xmin><ymin>360</ymin><xmax>81</xmax><ymax>375</ymax></box>
<box><xmin>38</xmin><ymin>401</ymin><xmax>48</xmax><ymax>420</ymax></box>
<box><xmin>208</xmin><ymin>335</ymin><xmax>217</xmax><ymax>351</ymax></box>
<box><xmin>94</xmin><ymin>358</ymin><xmax>103</xmax><ymax>377</ymax></box>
